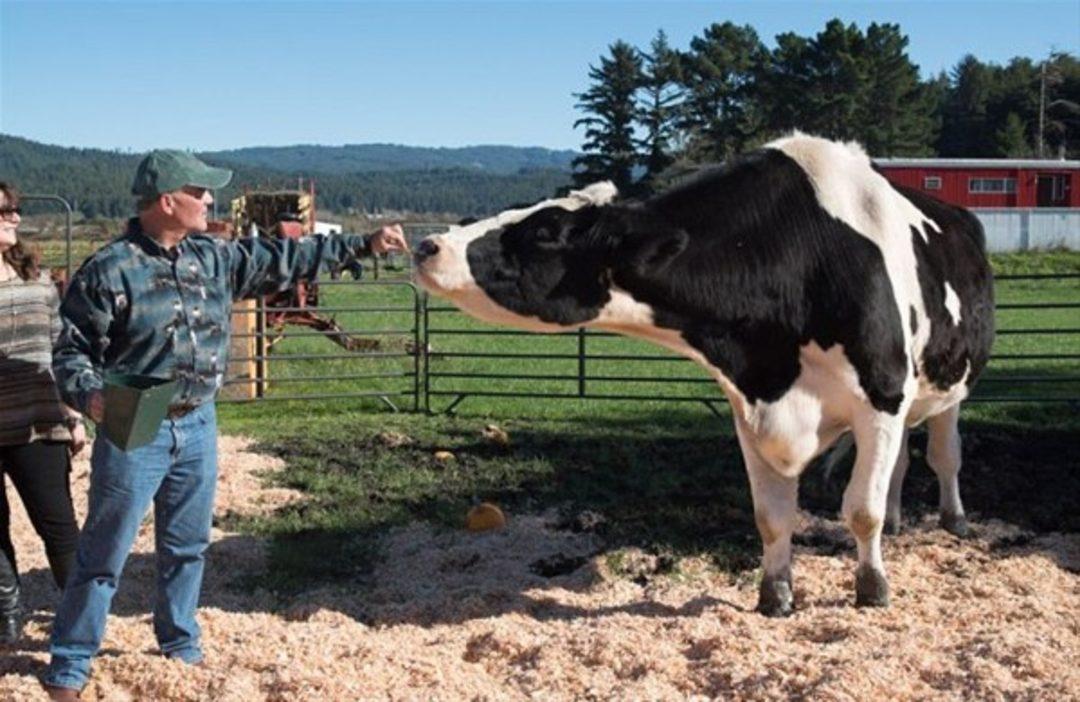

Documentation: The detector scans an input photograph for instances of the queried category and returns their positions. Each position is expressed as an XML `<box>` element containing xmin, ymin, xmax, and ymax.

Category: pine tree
<box><xmin>858</xmin><ymin>23</ymin><xmax>937</xmax><ymax>155</ymax></box>
<box><xmin>680</xmin><ymin>22</ymin><xmax>765</xmax><ymax>161</ymax></box>
<box><xmin>939</xmin><ymin>55</ymin><xmax>995</xmax><ymax>156</ymax></box>
<box><xmin>802</xmin><ymin>20</ymin><xmax>867</xmax><ymax>141</ymax></box>
<box><xmin>1042</xmin><ymin>52</ymin><xmax>1080</xmax><ymax>158</ymax></box>
<box><xmin>572</xmin><ymin>41</ymin><xmax>643</xmax><ymax>190</ymax></box>
<box><xmin>636</xmin><ymin>30</ymin><xmax>684</xmax><ymax>187</ymax></box>
<box><xmin>996</xmin><ymin>112</ymin><xmax>1034</xmax><ymax>156</ymax></box>
<box><xmin>759</xmin><ymin>32</ymin><xmax>815</xmax><ymax>139</ymax></box>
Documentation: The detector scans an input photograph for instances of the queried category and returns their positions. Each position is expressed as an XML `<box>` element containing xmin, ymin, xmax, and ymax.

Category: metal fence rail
<box><xmin>30</xmin><ymin>265</ymin><xmax>1080</xmax><ymax>412</ymax></box>
<box><xmin>23</xmin><ymin>206</ymin><xmax>1079</xmax><ymax>415</ymax></box>
<box><xmin>219</xmin><ymin>279</ymin><xmax>423</xmax><ymax>412</ymax></box>
<box><xmin>422</xmin><ymin>271</ymin><xmax>1080</xmax><ymax>412</ymax></box>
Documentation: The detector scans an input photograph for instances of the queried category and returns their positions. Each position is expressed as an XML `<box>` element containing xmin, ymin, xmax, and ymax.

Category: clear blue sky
<box><xmin>1</xmin><ymin>0</ymin><xmax>1077</xmax><ymax>152</ymax></box>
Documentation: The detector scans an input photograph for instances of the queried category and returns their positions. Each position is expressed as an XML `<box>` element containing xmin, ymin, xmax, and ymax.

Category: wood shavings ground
<box><xmin>1</xmin><ymin>435</ymin><xmax>1076</xmax><ymax>700</ymax></box>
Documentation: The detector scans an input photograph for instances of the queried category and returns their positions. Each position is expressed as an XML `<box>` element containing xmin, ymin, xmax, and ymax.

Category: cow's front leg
<box><xmin>926</xmin><ymin>404</ymin><xmax>968</xmax><ymax>537</ymax></box>
<box><xmin>735</xmin><ymin>423</ymin><xmax>799</xmax><ymax>617</ymax></box>
<box><xmin>844</xmin><ymin>410</ymin><xmax>908</xmax><ymax>608</ymax></box>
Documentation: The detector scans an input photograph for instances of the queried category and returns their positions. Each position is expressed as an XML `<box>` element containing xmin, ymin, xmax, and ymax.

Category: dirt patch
<box><xmin>1</xmin><ymin>436</ymin><xmax>1077</xmax><ymax>701</ymax></box>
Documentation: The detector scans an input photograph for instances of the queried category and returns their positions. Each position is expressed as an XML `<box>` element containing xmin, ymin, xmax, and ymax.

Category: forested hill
<box><xmin>212</xmin><ymin>143</ymin><xmax>578</xmax><ymax>174</ymax></box>
<box><xmin>0</xmin><ymin>134</ymin><xmax>575</xmax><ymax>218</ymax></box>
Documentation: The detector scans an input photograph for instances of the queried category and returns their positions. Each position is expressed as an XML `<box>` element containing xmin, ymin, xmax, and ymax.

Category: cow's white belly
<box><xmin>739</xmin><ymin>342</ymin><xmax>868</xmax><ymax>477</ymax></box>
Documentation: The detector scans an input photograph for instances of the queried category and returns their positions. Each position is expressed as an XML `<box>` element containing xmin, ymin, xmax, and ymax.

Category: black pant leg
<box><xmin>4</xmin><ymin>441</ymin><xmax>79</xmax><ymax>589</ymax></box>
<box><xmin>0</xmin><ymin>448</ymin><xmax>16</xmax><ymax>578</ymax></box>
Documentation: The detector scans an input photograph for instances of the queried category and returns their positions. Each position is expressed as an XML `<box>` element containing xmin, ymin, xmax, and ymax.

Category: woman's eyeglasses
<box><xmin>0</xmin><ymin>207</ymin><xmax>22</xmax><ymax>220</ymax></box>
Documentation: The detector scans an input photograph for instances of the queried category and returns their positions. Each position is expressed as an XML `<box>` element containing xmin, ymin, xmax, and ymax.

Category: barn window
<box><xmin>969</xmin><ymin>177</ymin><xmax>1017</xmax><ymax>194</ymax></box>
<box><xmin>924</xmin><ymin>176</ymin><xmax>942</xmax><ymax>190</ymax></box>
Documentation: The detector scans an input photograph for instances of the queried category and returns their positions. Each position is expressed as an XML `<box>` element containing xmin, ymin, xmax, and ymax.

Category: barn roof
<box><xmin>875</xmin><ymin>158</ymin><xmax>1080</xmax><ymax>170</ymax></box>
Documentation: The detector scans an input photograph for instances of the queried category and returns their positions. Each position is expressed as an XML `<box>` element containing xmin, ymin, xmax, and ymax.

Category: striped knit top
<box><xmin>0</xmin><ymin>271</ymin><xmax>71</xmax><ymax>446</ymax></box>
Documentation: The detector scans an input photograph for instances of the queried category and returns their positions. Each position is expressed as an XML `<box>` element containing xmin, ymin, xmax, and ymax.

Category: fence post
<box><xmin>1020</xmin><ymin>209</ymin><xmax>1030</xmax><ymax>251</ymax></box>
<box><xmin>422</xmin><ymin>292</ymin><xmax>431</xmax><ymax>413</ymax></box>
<box><xmin>413</xmin><ymin>286</ymin><xmax>422</xmax><ymax>412</ymax></box>
<box><xmin>577</xmin><ymin>328</ymin><xmax>587</xmax><ymax>397</ymax></box>
<box><xmin>21</xmin><ymin>195</ymin><xmax>73</xmax><ymax>278</ymax></box>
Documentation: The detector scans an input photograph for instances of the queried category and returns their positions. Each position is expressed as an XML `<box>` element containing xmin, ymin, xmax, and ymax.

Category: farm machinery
<box><xmin>227</xmin><ymin>184</ymin><xmax>378</xmax><ymax>354</ymax></box>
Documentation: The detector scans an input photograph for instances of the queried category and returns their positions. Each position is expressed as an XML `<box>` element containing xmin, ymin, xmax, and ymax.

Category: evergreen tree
<box><xmin>939</xmin><ymin>55</ymin><xmax>995</xmax><ymax>156</ymax></box>
<box><xmin>1041</xmin><ymin>52</ymin><xmax>1080</xmax><ymax>158</ymax></box>
<box><xmin>802</xmin><ymin>20</ymin><xmax>867</xmax><ymax>141</ymax></box>
<box><xmin>923</xmin><ymin>70</ymin><xmax>952</xmax><ymax>154</ymax></box>
<box><xmin>572</xmin><ymin>41</ymin><xmax>643</xmax><ymax>190</ymax></box>
<box><xmin>858</xmin><ymin>23</ymin><xmax>937</xmax><ymax>155</ymax></box>
<box><xmin>680</xmin><ymin>22</ymin><xmax>765</xmax><ymax>160</ymax></box>
<box><xmin>986</xmin><ymin>58</ymin><xmax>1040</xmax><ymax>156</ymax></box>
<box><xmin>996</xmin><ymin>112</ymin><xmax>1034</xmax><ymax>156</ymax></box>
<box><xmin>759</xmin><ymin>32</ymin><xmax>815</xmax><ymax>139</ymax></box>
<box><xmin>636</xmin><ymin>30</ymin><xmax>684</xmax><ymax>187</ymax></box>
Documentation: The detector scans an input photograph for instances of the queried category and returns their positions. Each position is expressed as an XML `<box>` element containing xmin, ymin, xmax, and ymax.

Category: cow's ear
<box><xmin>535</xmin><ymin>206</ymin><xmax>603</xmax><ymax>251</ymax></box>
<box><xmin>601</xmin><ymin>208</ymin><xmax>688</xmax><ymax>272</ymax></box>
<box><xmin>628</xmin><ymin>229</ymin><xmax>689</xmax><ymax>272</ymax></box>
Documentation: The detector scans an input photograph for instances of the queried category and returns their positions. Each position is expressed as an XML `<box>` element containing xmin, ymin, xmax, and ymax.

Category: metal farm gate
<box><xmin>215</xmin><ymin>270</ymin><xmax>1080</xmax><ymax>414</ymax></box>
<box><xmin>20</xmin><ymin>199</ymin><xmax>1080</xmax><ymax>414</ymax></box>
<box><xmin>420</xmin><ymin>271</ymin><xmax>1080</xmax><ymax>413</ymax></box>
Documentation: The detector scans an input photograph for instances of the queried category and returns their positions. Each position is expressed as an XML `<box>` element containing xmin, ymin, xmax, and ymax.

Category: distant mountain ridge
<box><xmin>208</xmin><ymin>143</ymin><xmax>578</xmax><ymax>175</ymax></box>
<box><xmin>0</xmin><ymin>134</ymin><xmax>575</xmax><ymax>218</ymax></box>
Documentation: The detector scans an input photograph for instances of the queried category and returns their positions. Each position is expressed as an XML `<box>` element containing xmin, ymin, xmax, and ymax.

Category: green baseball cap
<box><xmin>131</xmin><ymin>149</ymin><xmax>233</xmax><ymax>197</ymax></box>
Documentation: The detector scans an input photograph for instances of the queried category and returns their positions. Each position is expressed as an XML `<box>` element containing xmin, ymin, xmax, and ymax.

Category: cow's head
<box><xmin>413</xmin><ymin>182</ymin><xmax>689</xmax><ymax>331</ymax></box>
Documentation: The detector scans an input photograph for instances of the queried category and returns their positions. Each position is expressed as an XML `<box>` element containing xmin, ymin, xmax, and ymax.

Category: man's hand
<box><xmin>368</xmin><ymin>224</ymin><xmax>410</xmax><ymax>255</ymax></box>
<box><xmin>69</xmin><ymin>421</ymin><xmax>87</xmax><ymax>457</ymax></box>
<box><xmin>87</xmin><ymin>391</ymin><xmax>105</xmax><ymax>424</ymax></box>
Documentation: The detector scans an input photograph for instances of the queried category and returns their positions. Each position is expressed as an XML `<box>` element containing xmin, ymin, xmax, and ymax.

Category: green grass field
<box><xmin>202</xmin><ymin>250</ymin><xmax>1080</xmax><ymax>595</ymax></box>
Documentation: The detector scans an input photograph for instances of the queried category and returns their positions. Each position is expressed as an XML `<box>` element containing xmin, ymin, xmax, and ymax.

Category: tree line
<box><xmin>572</xmin><ymin>19</ymin><xmax>1080</xmax><ymax>193</ymax></box>
<box><xmin>0</xmin><ymin>134</ymin><xmax>572</xmax><ymax>220</ymax></box>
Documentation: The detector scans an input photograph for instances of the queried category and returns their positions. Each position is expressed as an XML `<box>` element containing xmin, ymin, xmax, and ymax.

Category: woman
<box><xmin>0</xmin><ymin>181</ymin><xmax>83</xmax><ymax>644</ymax></box>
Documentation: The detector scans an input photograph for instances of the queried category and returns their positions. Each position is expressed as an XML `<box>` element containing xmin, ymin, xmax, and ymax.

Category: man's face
<box><xmin>168</xmin><ymin>186</ymin><xmax>213</xmax><ymax>232</ymax></box>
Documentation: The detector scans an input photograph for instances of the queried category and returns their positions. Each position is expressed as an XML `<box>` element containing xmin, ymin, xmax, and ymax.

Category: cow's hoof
<box><xmin>941</xmin><ymin>513</ymin><xmax>970</xmax><ymax>538</ymax></box>
<box><xmin>855</xmin><ymin>565</ymin><xmax>890</xmax><ymax>608</ymax></box>
<box><xmin>883</xmin><ymin>517</ymin><xmax>901</xmax><ymax>536</ymax></box>
<box><xmin>757</xmin><ymin>577</ymin><xmax>794</xmax><ymax>617</ymax></box>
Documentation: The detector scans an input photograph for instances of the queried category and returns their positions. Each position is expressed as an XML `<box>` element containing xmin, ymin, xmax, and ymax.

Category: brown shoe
<box><xmin>42</xmin><ymin>684</ymin><xmax>81</xmax><ymax>701</ymax></box>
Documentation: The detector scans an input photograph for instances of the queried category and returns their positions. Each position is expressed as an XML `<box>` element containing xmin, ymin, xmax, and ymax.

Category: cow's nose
<box><xmin>414</xmin><ymin>238</ymin><xmax>440</xmax><ymax>263</ymax></box>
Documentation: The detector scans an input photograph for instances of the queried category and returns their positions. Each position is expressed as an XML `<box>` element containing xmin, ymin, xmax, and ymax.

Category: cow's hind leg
<box><xmin>735</xmin><ymin>423</ymin><xmax>799</xmax><ymax>617</ymax></box>
<box><xmin>926</xmin><ymin>404</ymin><xmax>968</xmax><ymax>537</ymax></box>
<box><xmin>884</xmin><ymin>428</ymin><xmax>910</xmax><ymax>535</ymax></box>
<box><xmin>845</xmin><ymin>409</ymin><xmax>908</xmax><ymax>607</ymax></box>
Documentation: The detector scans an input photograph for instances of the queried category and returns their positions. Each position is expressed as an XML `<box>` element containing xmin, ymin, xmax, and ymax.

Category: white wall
<box><xmin>972</xmin><ymin>209</ymin><xmax>1080</xmax><ymax>252</ymax></box>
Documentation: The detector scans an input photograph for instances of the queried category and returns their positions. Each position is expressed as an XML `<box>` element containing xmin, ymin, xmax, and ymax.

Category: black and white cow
<box><xmin>413</xmin><ymin>133</ymin><xmax>994</xmax><ymax>615</ymax></box>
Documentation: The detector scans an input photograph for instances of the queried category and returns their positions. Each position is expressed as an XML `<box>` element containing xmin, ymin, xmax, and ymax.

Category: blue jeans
<box><xmin>43</xmin><ymin>403</ymin><xmax>217</xmax><ymax>691</ymax></box>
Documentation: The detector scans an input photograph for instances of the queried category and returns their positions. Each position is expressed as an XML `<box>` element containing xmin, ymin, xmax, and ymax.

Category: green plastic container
<box><xmin>102</xmin><ymin>374</ymin><xmax>178</xmax><ymax>451</ymax></box>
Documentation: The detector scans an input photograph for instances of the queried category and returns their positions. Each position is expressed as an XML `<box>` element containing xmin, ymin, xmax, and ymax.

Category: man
<box><xmin>41</xmin><ymin>150</ymin><xmax>408</xmax><ymax>700</ymax></box>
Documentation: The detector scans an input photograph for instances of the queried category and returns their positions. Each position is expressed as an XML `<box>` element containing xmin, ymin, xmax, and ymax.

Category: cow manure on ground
<box><xmin>530</xmin><ymin>553</ymin><xmax>589</xmax><ymax>578</ymax></box>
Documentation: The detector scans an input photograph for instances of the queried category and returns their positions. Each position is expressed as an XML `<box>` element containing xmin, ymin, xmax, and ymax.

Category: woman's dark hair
<box><xmin>0</xmin><ymin>181</ymin><xmax>40</xmax><ymax>281</ymax></box>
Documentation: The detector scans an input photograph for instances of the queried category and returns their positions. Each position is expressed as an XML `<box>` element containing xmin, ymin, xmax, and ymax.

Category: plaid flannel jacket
<box><xmin>53</xmin><ymin>219</ymin><xmax>370</xmax><ymax>414</ymax></box>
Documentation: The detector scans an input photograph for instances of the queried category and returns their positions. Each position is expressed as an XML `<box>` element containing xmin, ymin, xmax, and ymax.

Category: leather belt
<box><xmin>166</xmin><ymin>404</ymin><xmax>199</xmax><ymax>419</ymax></box>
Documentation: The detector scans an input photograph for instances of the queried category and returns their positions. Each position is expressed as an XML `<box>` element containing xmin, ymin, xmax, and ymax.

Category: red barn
<box><xmin>875</xmin><ymin>158</ymin><xmax>1080</xmax><ymax>208</ymax></box>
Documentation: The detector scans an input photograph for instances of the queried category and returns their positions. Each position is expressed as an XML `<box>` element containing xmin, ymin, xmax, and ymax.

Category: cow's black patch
<box><xmin>607</xmin><ymin>150</ymin><xmax>907</xmax><ymax>412</ymax></box>
<box><xmin>466</xmin><ymin>149</ymin><xmax>993</xmax><ymax>414</ymax></box>
<box><xmin>465</xmin><ymin>205</ymin><xmax>613</xmax><ymax>326</ymax></box>
<box><xmin>896</xmin><ymin>186</ymin><xmax>994</xmax><ymax>390</ymax></box>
